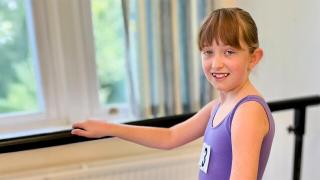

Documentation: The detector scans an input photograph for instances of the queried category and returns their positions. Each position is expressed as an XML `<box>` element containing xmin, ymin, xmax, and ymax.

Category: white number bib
<box><xmin>199</xmin><ymin>142</ymin><xmax>211</xmax><ymax>173</ymax></box>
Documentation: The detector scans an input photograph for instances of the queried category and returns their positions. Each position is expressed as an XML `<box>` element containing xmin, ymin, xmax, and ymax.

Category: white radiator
<box><xmin>1</xmin><ymin>152</ymin><xmax>199</xmax><ymax>180</ymax></box>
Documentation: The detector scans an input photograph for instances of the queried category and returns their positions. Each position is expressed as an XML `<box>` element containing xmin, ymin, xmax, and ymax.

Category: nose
<box><xmin>211</xmin><ymin>55</ymin><xmax>224</xmax><ymax>69</ymax></box>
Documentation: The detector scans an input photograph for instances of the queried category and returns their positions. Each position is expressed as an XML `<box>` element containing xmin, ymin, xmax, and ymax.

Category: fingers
<box><xmin>71</xmin><ymin>128</ymin><xmax>90</xmax><ymax>137</ymax></box>
<box><xmin>72</xmin><ymin>122</ymin><xmax>86</xmax><ymax>130</ymax></box>
<box><xmin>71</xmin><ymin>119</ymin><xmax>106</xmax><ymax>138</ymax></box>
<box><xmin>71</xmin><ymin>121</ymin><xmax>90</xmax><ymax>137</ymax></box>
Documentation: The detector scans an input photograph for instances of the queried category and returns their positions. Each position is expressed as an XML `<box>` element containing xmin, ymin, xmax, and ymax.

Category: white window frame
<box><xmin>0</xmin><ymin>0</ymin><xmax>132</xmax><ymax>138</ymax></box>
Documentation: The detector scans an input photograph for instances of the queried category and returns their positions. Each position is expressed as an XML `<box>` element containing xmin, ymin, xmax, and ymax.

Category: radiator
<box><xmin>1</xmin><ymin>152</ymin><xmax>199</xmax><ymax>180</ymax></box>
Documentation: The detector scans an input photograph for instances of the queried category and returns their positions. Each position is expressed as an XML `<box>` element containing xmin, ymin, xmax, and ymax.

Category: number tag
<box><xmin>199</xmin><ymin>142</ymin><xmax>211</xmax><ymax>173</ymax></box>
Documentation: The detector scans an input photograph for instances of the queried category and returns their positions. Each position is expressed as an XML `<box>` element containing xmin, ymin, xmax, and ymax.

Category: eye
<box><xmin>224</xmin><ymin>49</ymin><xmax>235</xmax><ymax>56</ymax></box>
<box><xmin>201</xmin><ymin>50</ymin><xmax>214</xmax><ymax>57</ymax></box>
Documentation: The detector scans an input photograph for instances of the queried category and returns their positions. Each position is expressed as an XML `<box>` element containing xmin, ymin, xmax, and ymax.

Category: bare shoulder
<box><xmin>192</xmin><ymin>99</ymin><xmax>220</xmax><ymax>126</ymax></box>
<box><xmin>200</xmin><ymin>98</ymin><xmax>219</xmax><ymax>113</ymax></box>
<box><xmin>192</xmin><ymin>99</ymin><xmax>219</xmax><ymax>120</ymax></box>
<box><xmin>169</xmin><ymin>98</ymin><xmax>220</xmax><ymax>145</ymax></box>
<box><xmin>229</xmin><ymin>100</ymin><xmax>270</xmax><ymax>179</ymax></box>
<box><xmin>232</xmin><ymin>100</ymin><xmax>269</xmax><ymax>138</ymax></box>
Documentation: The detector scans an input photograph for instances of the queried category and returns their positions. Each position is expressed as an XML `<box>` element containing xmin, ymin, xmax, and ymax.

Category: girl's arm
<box><xmin>229</xmin><ymin>101</ymin><xmax>269</xmax><ymax>180</ymax></box>
<box><xmin>71</xmin><ymin>100</ymin><xmax>217</xmax><ymax>150</ymax></box>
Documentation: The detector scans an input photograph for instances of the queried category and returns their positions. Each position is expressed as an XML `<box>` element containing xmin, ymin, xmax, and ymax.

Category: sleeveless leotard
<box><xmin>199</xmin><ymin>95</ymin><xmax>275</xmax><ymax>180</ymax></box>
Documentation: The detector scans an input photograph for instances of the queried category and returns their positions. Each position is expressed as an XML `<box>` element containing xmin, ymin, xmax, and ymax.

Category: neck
<box><xmin>218</xmin><ymin>80</ymin><xmax>257</xmax><ymax>104</ymax></box>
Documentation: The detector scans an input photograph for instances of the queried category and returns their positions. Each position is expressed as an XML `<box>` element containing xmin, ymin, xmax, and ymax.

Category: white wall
<box><xmin>216</xmin><ymin>0</ymin><xmax>320</xmax><ymax>179</ymax></box>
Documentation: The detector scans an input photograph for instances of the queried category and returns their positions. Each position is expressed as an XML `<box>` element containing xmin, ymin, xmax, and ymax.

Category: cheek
<box><xmin>201</xmin><ymin>61</ymin><xmax>212</xmax><ymax>79</ymax></box>
<box><xmin>201</xmin><ymin>60</ymin><xmax>211</xmax><ymax>72</ymax></box>
<box><xmin>236</xmin><ymin>66</ymin><xmax>251</xmax><ymax>81</ymax></box>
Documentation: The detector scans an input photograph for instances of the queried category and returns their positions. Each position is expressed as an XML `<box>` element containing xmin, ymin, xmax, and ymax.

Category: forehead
<box><xmin>202</xmin><ymin>39</ymin><xmax>248</xmax><ymax>50</ymax></box>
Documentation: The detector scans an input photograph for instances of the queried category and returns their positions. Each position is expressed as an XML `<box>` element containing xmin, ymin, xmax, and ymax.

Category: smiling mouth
<box><xmin>211</xmin><ymin>73</ymin><xmax>230</xmax><ymax>79</ymax></box>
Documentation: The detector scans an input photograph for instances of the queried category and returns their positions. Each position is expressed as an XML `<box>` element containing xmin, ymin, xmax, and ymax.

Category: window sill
<box><xmin>0</xmin><ymin>113</ymin><xmax>195</xmax><ymax>154</ymax></box>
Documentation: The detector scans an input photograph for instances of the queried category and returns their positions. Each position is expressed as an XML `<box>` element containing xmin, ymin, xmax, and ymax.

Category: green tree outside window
<box><xmin>91</xmin><ymin>0</ymin><xmax>128</xmax><ymax>105</ymax></box>
<box><xmin>0</xmin><ymin>0</ymin><xmax>38</xmax><ymax>114</ymax></box>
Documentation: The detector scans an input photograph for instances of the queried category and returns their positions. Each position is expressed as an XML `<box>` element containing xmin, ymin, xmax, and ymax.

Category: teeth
<box><xmin>212</xmin><ymin>73</ymin><xmax>229</xmax><ymax>78</ymax></box>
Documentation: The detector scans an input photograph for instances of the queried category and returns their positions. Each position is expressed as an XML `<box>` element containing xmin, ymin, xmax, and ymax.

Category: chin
<box><xmin>214</xmin><ymin>85</ymin><xmax>234</xmax><ymax>92</ymax></box>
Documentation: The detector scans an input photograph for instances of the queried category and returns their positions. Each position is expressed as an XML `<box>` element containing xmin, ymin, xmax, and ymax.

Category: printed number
<box><xmin>199</xmin><ymin>143</ymin><xmax>210</xmax><ymax>173</ymax></box>
<box><xmin>201</xmin><ymin>147</ymin><xmax>208</xmax><ymax>167</ymax></box>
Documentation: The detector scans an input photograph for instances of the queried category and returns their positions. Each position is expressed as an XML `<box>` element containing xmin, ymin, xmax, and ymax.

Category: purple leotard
<box><xmin>199</xmin><ymin>95</ymin><xmax>275</xmax><ymax>180</ymax></box>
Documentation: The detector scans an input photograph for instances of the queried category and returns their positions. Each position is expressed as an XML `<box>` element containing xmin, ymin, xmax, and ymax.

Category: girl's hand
<box><xmin>71</xmin><ymin>119</ymin><xmax>110</xmax><ymax>138</ymax></box>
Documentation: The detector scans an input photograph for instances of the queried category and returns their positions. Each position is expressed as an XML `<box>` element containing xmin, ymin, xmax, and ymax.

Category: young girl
<box><xmin>72</xmin><ymin>8</ymin><xmax>275</xmax><ymax>180</ymax></box>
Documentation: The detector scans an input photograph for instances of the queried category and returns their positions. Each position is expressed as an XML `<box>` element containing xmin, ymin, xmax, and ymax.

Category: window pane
<box><xmin>91</xmin><ymin>0</ymin><xmax>128</xmax><ymax>106</ymax></box>
<box><xmin>0</xmin><ymin>0</ymin><xmax>41</xmax><ymax>114</ymax></box>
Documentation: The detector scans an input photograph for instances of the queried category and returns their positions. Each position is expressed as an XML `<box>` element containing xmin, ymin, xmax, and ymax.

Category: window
<box><xmin>0</xmin><ymin>0</ymin><xmax>43</xmax><ymax>116</ymax></box>
<box><xmin>0</xmin><ymin>0</ymin><xmax>130</xmax><ymax>137</ymax></box>
<box><xmin>0</xmin><ymin>0</ymin><xmax>210</xmax><ymax>138</ymax></box>
<box><xmin>91</xmin><ymin>0</ymin><xmax>128</xmax><ymax>106</ymax></box>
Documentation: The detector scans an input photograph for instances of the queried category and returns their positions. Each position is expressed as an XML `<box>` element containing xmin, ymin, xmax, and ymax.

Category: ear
<box><xmin>249</xmin><ymin>48</ymin><xmax>263</xmax><ymax>70</ymax></box>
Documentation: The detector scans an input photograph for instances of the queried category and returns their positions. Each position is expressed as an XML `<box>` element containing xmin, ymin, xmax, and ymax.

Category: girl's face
<box><xmin>201</xmin><ymin>40</ymin><xmax>262</xmax><ymax>93</ymax></box>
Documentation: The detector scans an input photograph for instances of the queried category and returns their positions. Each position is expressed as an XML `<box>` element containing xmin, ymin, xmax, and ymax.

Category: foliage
<box><xmin>91</xmin><ymin>0</ymin><xmax>127</xmax><ymax>104</ymax></box>
<box><xmin>0</xmin><ymin>0</ymin><xmax>128</xmax><ymax>114</ymax></box>
<box><xmin>0</xmin><ymin>0</ymin><xmax>37</xmax><ymax>113</ymax></box>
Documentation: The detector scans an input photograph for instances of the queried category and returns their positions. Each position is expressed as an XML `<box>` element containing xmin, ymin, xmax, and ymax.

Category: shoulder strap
<box><xmin>227</xmin><ymin>95</ymin><xmax>270</xmax><ymax>133</ymax></box>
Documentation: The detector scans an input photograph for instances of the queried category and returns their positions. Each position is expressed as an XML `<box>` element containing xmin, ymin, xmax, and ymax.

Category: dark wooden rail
<box><xmin>1</xmin><ymin>95</ymin><xmax>320</xmax><ymax>180</ymax></box>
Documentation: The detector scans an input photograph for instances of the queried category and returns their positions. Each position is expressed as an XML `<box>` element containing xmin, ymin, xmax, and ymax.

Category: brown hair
<box><xmin>198</xmin><ymin>8</ymin><xmax>259</xmax><ymax>53</ymax></box>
